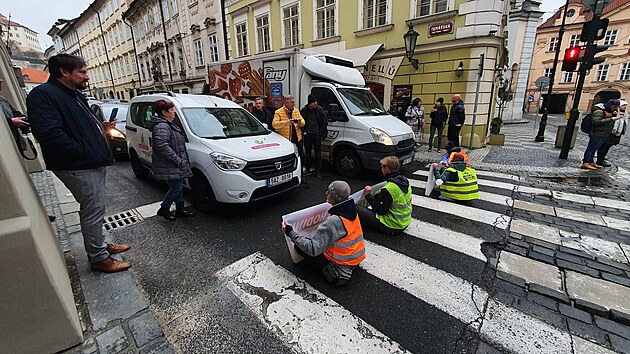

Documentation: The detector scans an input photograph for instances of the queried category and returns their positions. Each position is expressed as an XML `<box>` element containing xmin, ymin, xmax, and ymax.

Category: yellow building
<box><xmin>527</xmin><ymin>0</ymin><xmax>630</xmax><ymax>113</ymax></box>
<box><xmin>224</xmin><ymin>0</ymin><xmax>509</xmax><ymax>147</ymax></box>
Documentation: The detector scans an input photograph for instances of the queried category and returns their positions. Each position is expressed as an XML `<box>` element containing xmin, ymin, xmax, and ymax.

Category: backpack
<box><xmin>580</xmin><ymin>113</ymin><xmax>593</xmax><ymax>134</ymax></box>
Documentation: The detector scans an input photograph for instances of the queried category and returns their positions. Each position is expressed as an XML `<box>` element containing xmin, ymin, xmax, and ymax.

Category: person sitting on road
<box><xmin>439</xmin><ymin>141</ymin><xmax>471</xmax><ymax>170</ymax></box>
<box><xmin>282</xmin><ymin>181</ymin><xmax>366</xmax><ymax>286</ymax></box>
<box><xmin>356</xmin><ymin>156</ymin><xmax>413</xmax><ymax>235</ymax></box>
<box><xmin>432</xmin><ymin>152</ymin><xmax>479</xmax><ymax>202</ymax></box>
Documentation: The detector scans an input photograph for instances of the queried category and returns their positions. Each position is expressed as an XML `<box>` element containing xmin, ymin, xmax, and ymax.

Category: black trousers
<box><xmin>293</xmin><ymin>139</ymin><xmax>305</xmax><ymax>171</ymax></box>
<box><xmin>303</xmin><ymin>133</ymin><xmax>322</xmax><ymax>171</ymax></box>
<box><xmin>447</xmin><ymin>125</ymin><xmax>462</xmax><ymax>146</ymax></box>
<box><xmin>355</xmin><ymin>204</ymin><xmax>404</xmax><ymax>235</ymax></box>
<box><xmin>428</xmin><ymin>124</ymin><xmax>445</xmax><ymax>150</ymax></box>
<box><xmin>596</xmin><ymin>141</ymin><xmax>616</xmax><ymax>164</ymax></box>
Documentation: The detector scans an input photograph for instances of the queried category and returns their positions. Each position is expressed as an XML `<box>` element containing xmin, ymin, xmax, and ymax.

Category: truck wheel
<box><xmin>334</xmin><ymin>149</ymin><xmax>362</xmax><ymax>178</ymax></box>
<box><xmin>191</xmin><ymin>172</ymin><xmax>218</xmax><ymax>213</ymax></box>
<box><xmin>129</xmin><ymin>150</ymin><xmax>149</xmax><ymax>179</ymax></box>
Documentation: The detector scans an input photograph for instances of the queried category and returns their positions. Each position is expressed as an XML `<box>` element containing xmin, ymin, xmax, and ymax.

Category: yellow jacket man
<box><xmin>273</xmin><ymin>95</ymin><xmax>306</xmax><ymax>168</ymax></box>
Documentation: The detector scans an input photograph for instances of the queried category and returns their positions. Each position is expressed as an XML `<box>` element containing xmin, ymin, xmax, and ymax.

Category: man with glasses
<box><xmin>356</xmin><ymin>156</ymin><xmax>412</xmax><ymax>234</ymax></box>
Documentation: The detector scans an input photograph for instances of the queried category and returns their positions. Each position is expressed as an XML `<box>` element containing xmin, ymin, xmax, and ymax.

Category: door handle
<box><xmin>149</xmin><ymin>137</ymin><xmax>152</xmax><ymax>146</ymax></box>
<box><xmin>126</xmin><ymin>126</ymin><xmax>137</xmax><ymax>132</ymax></box>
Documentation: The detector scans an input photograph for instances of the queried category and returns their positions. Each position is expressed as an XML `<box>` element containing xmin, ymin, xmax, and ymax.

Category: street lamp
<box><xmin>178</xmin><ymin>69</ymin><xmax>186</xmax><ymax>82</ymax></box>
<box><xmin>455</xmin><ymin>61</ymin><xmax>464</xmax><ymax>77</ymax></box>
<box><xmin>403</xmin><ymin>25</ymin><xmax>419</xmax><ymax>70</ymax></box>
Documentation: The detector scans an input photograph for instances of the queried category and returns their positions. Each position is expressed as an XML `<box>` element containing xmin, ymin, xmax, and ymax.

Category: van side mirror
<box><xmin>327</xmin><ymin>103</ymin><xmax>348</xmax><ymax>122</ymax></box>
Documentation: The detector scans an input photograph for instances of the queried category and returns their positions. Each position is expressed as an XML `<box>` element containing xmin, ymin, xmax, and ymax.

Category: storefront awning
<box><xmin>331</xmin><ymin>44</ymin><xmax>384</xmax><ymax>68</ymax></box>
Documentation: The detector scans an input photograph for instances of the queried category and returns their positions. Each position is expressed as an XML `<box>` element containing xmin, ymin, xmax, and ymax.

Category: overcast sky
<box><xmin>1</xmin><ymin>0</ymin><xmax>565</xmax><ymax>51</ymax></box>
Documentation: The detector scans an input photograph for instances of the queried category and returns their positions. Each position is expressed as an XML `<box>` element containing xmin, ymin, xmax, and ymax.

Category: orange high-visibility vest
<box><xmin>448</xmin><ymin>150</ymin><xmax>472</xmax><ymax>167</ymax></box>
<box><xmin>324</xmin><ymin>216</ymin><xmax>366</xmax><ymax>267</ymax></box>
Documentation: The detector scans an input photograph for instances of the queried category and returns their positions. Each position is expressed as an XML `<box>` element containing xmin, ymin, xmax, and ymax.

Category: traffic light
<box><xmin>581</xmin><ymin>43</ymin><xmax>609</xmax><ymax>71</ymax></box>
<box><xmin>562</xmin><ymin>47</ymin><xmax>581</xmax><ymax>72</ymax></box>
<box><xmin>580</xmin><ymin>18</ymin><xmax>609</xmax><ymax>42</ymax></box>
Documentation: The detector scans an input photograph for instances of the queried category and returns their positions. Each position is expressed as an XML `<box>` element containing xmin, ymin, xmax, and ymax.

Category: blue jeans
<box><xmin>583</xmin><ymin>136</ymin><xmax>607</xmax><ymax>163</ymax></box>
<box><xmin>161</xmin><ymin>179</ymin><xmax>184</xmax><ymax>209</ymax></box>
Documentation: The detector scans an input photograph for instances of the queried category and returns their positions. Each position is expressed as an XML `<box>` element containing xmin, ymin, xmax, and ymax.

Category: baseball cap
<box><xmin>327</xmin><ymin>181</ymin><xmax>351</xmax><ymax>203</ymax></box>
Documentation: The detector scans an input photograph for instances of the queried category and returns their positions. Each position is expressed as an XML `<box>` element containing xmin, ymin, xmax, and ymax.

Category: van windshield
<box><xmin>182</xmin><ymin>108</ymin><xmax>268</xmax><ymax>139</ymax></box>
<box><xmin>337</xmin><ymin>88</ymin><xmax>387</xmax><ymax>116</ymax></box>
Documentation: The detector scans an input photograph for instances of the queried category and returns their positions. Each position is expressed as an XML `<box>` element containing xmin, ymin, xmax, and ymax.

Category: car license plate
<box><xmin>268</xmin><ymin>172</ymin><xmax>292</xmax><ymax>187</ymax></box>
<box><xmin>402</xmin><ymin>157</ymin><xmax>412</xmax><ymax>165</ymax></box>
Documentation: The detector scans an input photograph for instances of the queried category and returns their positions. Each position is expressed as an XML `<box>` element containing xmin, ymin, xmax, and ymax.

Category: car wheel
<box><xmin>129</xmin><ymin>149</ymin><xmax>149</xmax><ymax>179</ymax></box>
<box><xmin>334</xmin><ymin>149</ymin><xmax>362</xmax><ymax>178</ymax></box>
<box><xmin>191</xmin><ymin>172</ymin><xmax>218</xmax><ymax>213</ymax></box>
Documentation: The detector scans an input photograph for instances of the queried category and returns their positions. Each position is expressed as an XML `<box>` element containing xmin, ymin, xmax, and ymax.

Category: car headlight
<box><xmin>211</xmin><ymin>152</ymin><xmax>247</xmax><ymax>171</ymax></box>
<box><xmin>293</xmin><ymin>144</ymin><xmax>299</xmax><ymax>157</ymax></box>
<box><xmin>108</xmin><ymin>129</ymin><xmax>125</xmax><ymax>139</ymax></box>
<box><xmin>369</xmin><ymin>128</ymin><xmax>394</xmax><ymax>146</ymax></box>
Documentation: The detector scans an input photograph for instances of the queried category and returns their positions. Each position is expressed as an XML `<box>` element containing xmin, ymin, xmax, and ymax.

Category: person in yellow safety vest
<box><xmin>282</xmin><ymin>181</ymin><xmax>366</xmax><ymax>286</ymax></box>
<box><xmin>432</xmin><ymin>152</ymin><xmax>479</xmax><ymax>202</ymax></box>
<box><xmin>356</xmin><ymin>156</ymin><xmax>413</xmax><ymax>234</ymax></box>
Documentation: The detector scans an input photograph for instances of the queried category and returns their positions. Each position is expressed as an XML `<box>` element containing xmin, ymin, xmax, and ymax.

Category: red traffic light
<box><xmin>562</xmin><ymin>47</ymin><xmax>582</xmax><ymax>72</ymax></box>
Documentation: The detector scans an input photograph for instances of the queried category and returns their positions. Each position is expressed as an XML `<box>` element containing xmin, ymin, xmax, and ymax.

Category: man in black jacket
<box><xmin>300</xmin><ymin>93</ymin><xmax>328</xmax><ymax>178</ymax></box>
<box><xmin>27</xmin><ymin>54</ymin><xmax>131</xmax><ymax>273</ymax></box>
<box><xmin>251</xmin><ymin>97</ymin><xmax>274</xmax><ymax>132</ymax></box>
<box><xmin>428</xmin><ymin>97</ymin><xmax>447</xmax><ymax>152</ymax></box>
<box><xmin>447</xmin><ymin>94</ymin><xmax>465</xmax><ymax>146</ymax></box>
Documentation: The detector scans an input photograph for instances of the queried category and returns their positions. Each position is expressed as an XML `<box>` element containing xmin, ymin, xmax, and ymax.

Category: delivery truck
<box><xmin>207</xmin><ymin>48</ymin><xmax>415</xmax><ymax>177</ymax></box>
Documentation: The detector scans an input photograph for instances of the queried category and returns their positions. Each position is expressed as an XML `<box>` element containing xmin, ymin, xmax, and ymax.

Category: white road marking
<box><xmin>409</xmin><ymin>178</ymin><xmax>512</xmax><ymax>206</ymax></box>
<box><xmin>405</xmin><ymin>219</ymin><xmax>487</xmax><ymax>261</ymax></box>
<box><xmin>592</xmin><ymin>197</ymin><xmax>630</xmax><ymax>212</ymax></box>
<box><xmin>216</xmin><ymin>253</ymin><xmax>409</xmax><ymax>354</ymax></box>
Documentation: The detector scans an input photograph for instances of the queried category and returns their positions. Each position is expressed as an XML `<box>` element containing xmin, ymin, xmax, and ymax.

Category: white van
<box><xmin>207</xmin><ymin>49</ymin><xmax>415</xmax><ymax>177</ymax></box>
<box><xmin>126</xmin><ymin>93</ymin><xmax>301</xmax><ymax>212</ymax></box>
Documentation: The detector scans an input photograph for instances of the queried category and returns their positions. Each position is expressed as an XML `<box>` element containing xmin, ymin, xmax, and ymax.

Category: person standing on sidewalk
<box><xmin>27</xmin><ymin>54</ymin><xmax>131</xmax><ymax>273</ymax></box>
<box><xmin>581</xmin><ymin>99</ymin><xmax>622</xmax><ymax>170</ymax></box>
<box><xmin>428</xmin><ymin>97</ymin><xmax>447</xmax><ymax>152</ymax></box>
<box><xmin>388</xmin><ymin>99</ymin><xmax>404</xmax><ymax>121</ymax></box>
<box><xmin>447</xmin><ymin>94</ymin><xmax>465</xmax><ymax>146</ymax></box>
<box><xmin>300</xmin><ymin>94</ymin><xmax>327</xmax><ymax>178</ymax></box>
<box><xmin>405</xmin><ymin>98</ymin><xmax>425</xmax><ymax>148</ymax></box>
<box><xmin>595</xmin><ymin>100</ymin><xmax>627</xmax><ymax>167</ymax></box>
<box><xmin>150</xmin><ymin>99</ymin><xmax>194</xmax><ymax>221</ymax></box>
<box><xmin>273</xmin><ymin>95</ymin><xmax>306</xmax><ymax>172</ymax></box>
<box><xmin>250</xmin><ymin>97</ymin><xmax>274</xmax><ymax>132</ymax></box>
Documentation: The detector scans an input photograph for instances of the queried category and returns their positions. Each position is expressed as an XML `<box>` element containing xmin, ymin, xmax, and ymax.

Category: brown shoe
<box><xmin>581</xmin><ymin>163</ymin><xmax>597</xmax><ymax>170</ymax></box>
<box><xmin>107</xmin><ymin>243</ymin><xmax>131</xmax><ymax>254</ymax></box>
<box><xmin>592</xmin><ymin>163</ymin><xmax>604</xmax><ymax>169</ymax></box>
<box><xmin>90</xmin><ymin>257</ymin><xmax>131</xmax><ymax>273</ymax></box>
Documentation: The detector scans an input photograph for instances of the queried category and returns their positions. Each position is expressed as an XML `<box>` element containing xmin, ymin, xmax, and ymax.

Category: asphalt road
<box><xmin>104</xmin><ymin>160</ymin><xmax>486</xmax><ymax>353</ymax></box>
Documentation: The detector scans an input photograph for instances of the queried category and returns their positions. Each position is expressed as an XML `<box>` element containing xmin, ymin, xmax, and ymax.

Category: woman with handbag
<box><xmin>150</xmin><ymin>99</ymin><xmax>194</xmax><ymax>221</ymax></box>
<box><xmin>405</xmin><ymin>97</ymin><xmax>425</xmax><ymax>149</ymax></box>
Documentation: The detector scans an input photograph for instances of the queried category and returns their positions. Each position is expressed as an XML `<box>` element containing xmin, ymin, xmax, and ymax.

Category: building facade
<box><xmin>223</xmin><ymin>0</ymin><xmax>509</xmax><ymax>147</ymax></box>
<box><xmin>0</xmin><ymin>13</ymin><xmax>43</xmax><ymax>55</ymax></box>
<box><xmin>527</xmin><ymin>0</ymin><xmax>630</xmax><ymax>114</ymax></box>
<box><xmin>123</xmin><ymin>0</ymin><xmax>227</xmax><ymax>94</ymax></box>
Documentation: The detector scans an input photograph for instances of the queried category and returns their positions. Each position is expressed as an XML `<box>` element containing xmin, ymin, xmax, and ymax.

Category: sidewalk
<box><xmin>31</xmin><ymin>171</ymin><xmax>174</xmax><ymax>354</ymax></box>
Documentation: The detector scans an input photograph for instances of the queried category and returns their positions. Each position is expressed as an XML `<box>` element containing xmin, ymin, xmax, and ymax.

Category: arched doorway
<box><xmin>594</xmin><ymin>90</ymin><xmax>620</xmax><ymax>105</ymax></box>
<box><xmin>109</xmin><ymin>91</ymin><xmax>115</xmax><ymax>99</ymax></box>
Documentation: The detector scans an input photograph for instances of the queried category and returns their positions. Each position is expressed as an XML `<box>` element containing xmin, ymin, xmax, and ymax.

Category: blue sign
<box><xmin>270</xmin><ymin>83</ymin><xmax>283</xmax><ymax>105</ymax></box>
<box><xmin>528</xmin><ymin>94</ymin><xmax>535</xmax><ymax>102</ymax></box>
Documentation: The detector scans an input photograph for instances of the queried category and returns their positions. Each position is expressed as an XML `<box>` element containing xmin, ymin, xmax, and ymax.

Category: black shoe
<box><xmin>175</xmin><ymin>203</ymin><xmax>194</xmax><ymax>217</ymax></box>
<box><xmin>304</xmin><ymin>169</ymin><xmax>312</xmax><ymax>176</ymax></box>
<box><xmin>597</xmin><ymin>161</ymin><xmax>611</xmax><ymax>167</ymax></box>
<box><xmin>316</xmin><ymin>170</ymin><xmax>322</xmax><ymax>179</ymax></box>
<box><xmin>48</xmin><ymin>215</ymin><xmax>56</xmax><ymax>222</ymax></box>
<box><xmin>157</xmin><ymin>207</ymin><xmax>176</xmax><ymax>221</ymax></box>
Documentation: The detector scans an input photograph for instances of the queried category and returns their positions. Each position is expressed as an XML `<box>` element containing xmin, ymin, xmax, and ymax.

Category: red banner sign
<box><xmin>428</xmin><ymin>22</ymin><xmax>454</xmax><ymax>37</ymax></box>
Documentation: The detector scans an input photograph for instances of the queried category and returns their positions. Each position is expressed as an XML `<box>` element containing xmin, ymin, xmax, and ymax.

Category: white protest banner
<box><xmin>281</xmin><ymin>181</ymin><xmax>387</xmax><ymax>263</ymax></box>
<box><xmin>425</xmin><ymin>165</ymin><xmax>436</xmax><ymax>196</ymax></box>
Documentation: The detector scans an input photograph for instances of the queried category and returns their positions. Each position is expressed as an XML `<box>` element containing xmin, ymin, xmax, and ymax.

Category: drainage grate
<box><xmin>103</xmin><ymin>209</ymin><xmax>144</xmax><ymax>231</ymax></box>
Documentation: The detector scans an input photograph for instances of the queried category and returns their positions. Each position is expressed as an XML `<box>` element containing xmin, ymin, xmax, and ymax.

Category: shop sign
<box><xmin>428</xmin><ymin>22</ymin><xmax>454</xmax><ymax>37</ymax></box>
<box><xmin>364</xmin><ymin>57</ymin><xmax>404</xmax><ymax>81</ymax></box>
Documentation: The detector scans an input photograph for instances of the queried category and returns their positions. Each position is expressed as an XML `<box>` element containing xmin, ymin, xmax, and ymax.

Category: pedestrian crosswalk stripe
<box><xmin>411</xmin><ymin>191</ymin><xmax>510</xmax><ymax>229</ymax></box>
<box><xmin>361</xmin><ymin>240</ymin><xmax>488</xmax><ymax>325</ymax></box>
<box><xmin>409</xmin><ymin>178</ymin><xmax>512</xmax><ymax>206</ymax></box>
<box><xmin>216</xmin><ymin>252</ymin><xmax>409</xmax><ymax>354</ymax></box>
<box><xmin>404</xmin><ymin>219</ymin><xmax>487</xmax><ymax>261</ymax></box>
<box><xmin>413</xmin><ymin>170</ymin><xmax>547</xmax><ymax>195</ymax></box>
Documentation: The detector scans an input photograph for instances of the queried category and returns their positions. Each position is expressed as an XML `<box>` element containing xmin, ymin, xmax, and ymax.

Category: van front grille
<box><xmin>243</xmin><ymin>153</ymin><xmax>297</xmax><ymax>180</ymax></box>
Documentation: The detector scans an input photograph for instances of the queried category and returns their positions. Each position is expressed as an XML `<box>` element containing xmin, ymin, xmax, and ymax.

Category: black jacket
<box><xmin>27</xmin><ymin>79</ymin><xmax>112</xmax><ymax>171</ymax></box>
<box><xmin>251</xmin><ymin>107</ymin><xmax>274</xmax><ymax>132</ymax></box>
<box><xmin>300</xmin><ymin>104</ymin><xmax>328</xmax><ymax>138</ymax></box>
<box><xmin>366</xmin><ymin>172</ymin><xmax>410</xmax><ymax>215</ymax></box>
<box><xmin>430</xmin><ymin>105</ymin><xmax>447</xmax><ymax>126</ymax></box>
<box><xmin>149</xmin><ymin>116</ymin><xmax>192</xmax><ymax>181</ymax></box>
<box><xmin>448</xmin><ymin>100</ymin><xmax>465</xmax><ymax>126</ymax></box>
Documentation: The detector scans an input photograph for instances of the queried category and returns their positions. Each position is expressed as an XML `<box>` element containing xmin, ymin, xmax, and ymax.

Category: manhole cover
<box><xmin>103</xmin><ymin>209</ymin><xmax>143</xmax><ymax>231</ymax></box>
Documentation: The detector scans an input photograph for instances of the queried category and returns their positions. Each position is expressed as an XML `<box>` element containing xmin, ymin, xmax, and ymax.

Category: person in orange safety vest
<box><xmin>282</xmin><ymin>180</ymin><xmax>366</xmax><ymax>286</ymax></box>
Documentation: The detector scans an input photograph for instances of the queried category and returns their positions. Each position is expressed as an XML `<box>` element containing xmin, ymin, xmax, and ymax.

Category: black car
<box><xmin>90</xmin><ymin>102</ymin><xmax>129</xmax><ymax>159</ymax></box>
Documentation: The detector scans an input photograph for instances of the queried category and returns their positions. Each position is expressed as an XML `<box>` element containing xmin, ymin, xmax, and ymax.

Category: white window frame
<box><xmin>595</xmin><ymin>64</ymin><xmax>610</xmax><ymax>81</ymax></box>
<box><xmin>144</xmin><ymin>13</ymin><xmax>150</xmax><ymax>33</ymax></box>
<box><xmin>543</xmin><ymin>68</ymin><xmax>552</xmax><ymax>78</ymax></box>
<box><xmin>193</xmin><ymin>38</ymin><xmax>204</xmax><ymax>66</ymax></box>
<box><xmin>548</xmin><ymin>37</ymin><xmax>558</xmax><ymax>52</ymax></box>
<box><xmin>359</xmin><ymin>0</ymin><xmax>391</xmax><ymax>30</ymax></box>
<box><xmin>208</xmin><ymin>34</ymin><xmax>219</xmax><ymax>62</ymax></box>
<box><xmin>619</xmin><ymin>63</ymin><xmax>630</xmax><ymax>81</ymax></box>
<box><xmin>255</xmin><ymin>15</ymin><xmax>271</xmax><ymax>53</ymax></box>
<box><xmin>189</xmin><ymin>0</ymin><xmax>197</xmax><ymax>5</ymax></box>
<box><xmin>415</xmin><ymin>0</ymin><xmax>451</xmax><ymax>17</ymax></box>
<box><xmin>561</xmin><ymin>71</ymin><xmax>574</xmax><ymax>83</ymax></box>
<box><xmin>281</xmin><ymin>2</ymin><xmax>301</xmax><ymax>47</ymax></box>
<box><xmin>603</xmin><ymin>29</ymin><xmax>618</xmax><ymax>46</ymax></box>
<box><xmin>235</xmin><ymin>22</ymin><xmax>249</xmax><ymax>57</ymax></box>
<box><xmin>152</xmin><ymin>5</ymin><xmax>160</xmax><ymax>28</ymax></box>
<box><xmin>162</xmin><ymin>0</ymin><xmax>170</xmax><ymax>22</ymax></box>
<box><xmin>171</xmin><ymin>0</ymin><xmax>179</xmax><ymax>15</ymax></box>
<box><xmin>314</xmin><ymin>0</ymin><xmax>337</xmax><ymax>40</ymax></box>
<box><xmin>568</xmin><ymin>34</ymin><xmax>580</xmax><ymax>48</ymax></box>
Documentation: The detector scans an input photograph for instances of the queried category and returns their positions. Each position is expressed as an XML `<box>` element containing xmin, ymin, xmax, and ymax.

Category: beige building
<box><xmin>527</xmin><ymin>0</ymin><xmax>630</xmax><ymax>113</ymax></box>
<box><xmin>123</xmin><ymin>0</ymin><xmax>227</xmax><ymax>94</ymax></box>
<box><xmin>0</xmin><ymin>13</ymin><xmax>43</xmax><ymax>55</ymax></box>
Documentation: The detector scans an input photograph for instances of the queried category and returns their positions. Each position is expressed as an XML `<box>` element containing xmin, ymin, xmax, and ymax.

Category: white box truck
<box><xmin>207</xmin><ymin>48</ymin><xmax>415</xmax><ymax>177</ymax></box>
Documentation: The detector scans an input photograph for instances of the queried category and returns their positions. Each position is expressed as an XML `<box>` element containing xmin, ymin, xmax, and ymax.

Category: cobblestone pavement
<box><xmin>31</xmin><ymin>171</ymin><xmax>174</xmax><ymax>354</ymax></box>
